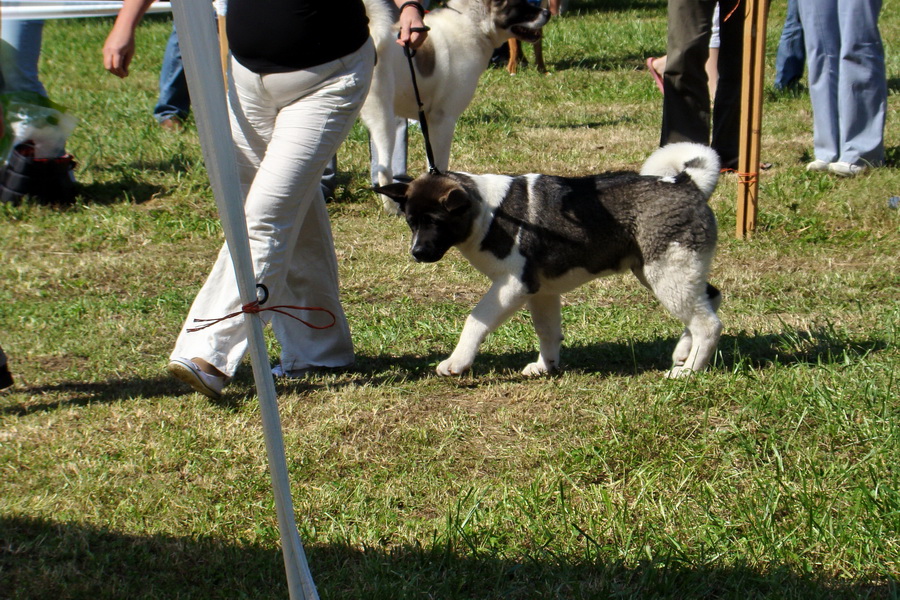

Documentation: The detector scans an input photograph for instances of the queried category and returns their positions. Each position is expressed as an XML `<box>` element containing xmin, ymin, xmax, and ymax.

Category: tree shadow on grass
<box><xmin>0</xmin><ymin>514</ymin><xmax>893</xmax><ymax>600</ymax></box>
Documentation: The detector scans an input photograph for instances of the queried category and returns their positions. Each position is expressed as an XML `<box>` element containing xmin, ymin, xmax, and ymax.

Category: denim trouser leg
<box><xmin>0</xmin><ymin>20</ymin><xmax>47</xmax><ymax>96</ymax></box>
<box><xmin>798</xmin><ymin>0</ymin><xmax>886</xmax><ymax>165</ymax></box>
<box><xmin>774</xmin><ymin>0</ymin><xmax>805</xmax><ymax>90</ymax></box>
<box><xmin>153</xmin><ymin>24</ymin><xmax>191</xmax><ymax>123</ymax></box>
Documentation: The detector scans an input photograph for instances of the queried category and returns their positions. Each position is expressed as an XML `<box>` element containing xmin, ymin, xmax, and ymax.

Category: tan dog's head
<box><xmin>484</xmin><ymin>0</ymin><xmax>551</xmax><ymax>44</ymax></box>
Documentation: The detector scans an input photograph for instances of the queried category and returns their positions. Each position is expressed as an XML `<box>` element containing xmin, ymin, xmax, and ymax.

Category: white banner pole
<box><xmin>169</xmin><ymin>1</ymin><xmax>318</xmax><ymax>598</ymax></box>
<box><xmin>2</xmin><ymin>2</ymin><xmax>172</xmax><ymax>20</ymax></box>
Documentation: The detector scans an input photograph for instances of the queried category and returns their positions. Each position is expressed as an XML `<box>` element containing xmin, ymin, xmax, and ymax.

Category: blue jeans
<box><xmin>0</xmin><ymin>20</ymin><xmax>47</xmax><ymax>96</ymax></box>
<box><xmin>774</xmin><ymin>0</ymin><xmax>805</xmax><ymax>90</ymax></box>
<box><xmin>153</xmin><ymin>24</ymin><xmax>191</xmax><ymax>123</ymax></box>
<box><xmin>797</xmin><ymin>0</ymin><xmax>886</xmax><ymax>166</ymax></box>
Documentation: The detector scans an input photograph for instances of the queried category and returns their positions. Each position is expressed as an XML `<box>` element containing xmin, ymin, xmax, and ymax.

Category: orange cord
<box><xmin>187</xmin><ymin>300</ymin><xmax>336</xmax><ymax>333</ymax></box>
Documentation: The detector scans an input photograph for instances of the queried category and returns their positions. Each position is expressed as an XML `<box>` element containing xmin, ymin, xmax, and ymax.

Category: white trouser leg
<box><xmin>170</xmin><ymin>39</ymin><xmax>374</xmax><ymax>376</ymax></box>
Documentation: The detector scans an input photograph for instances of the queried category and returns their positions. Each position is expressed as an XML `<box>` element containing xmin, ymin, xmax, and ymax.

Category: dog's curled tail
<box><xmin>361</xmin><ymin>0</ymin><xmax>396</xmax><ymax>43</ymax></box>
<box><xmin>640</xmin><ymin>142</ymin><xmax>721</xmax><ymax>200</ymax></box>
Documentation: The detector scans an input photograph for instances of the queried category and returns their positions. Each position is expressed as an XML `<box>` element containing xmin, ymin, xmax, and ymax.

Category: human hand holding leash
<box><xmin>396</xmin><ymin>1</ymin><xmax>429</xmax><ymax>49</ymax></box>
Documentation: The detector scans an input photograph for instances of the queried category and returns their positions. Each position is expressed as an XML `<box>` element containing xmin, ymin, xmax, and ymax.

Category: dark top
<box><xmin>226</xmin><ymin>0</ymin><xmax>370</xmax><ymax>73</ymax></box>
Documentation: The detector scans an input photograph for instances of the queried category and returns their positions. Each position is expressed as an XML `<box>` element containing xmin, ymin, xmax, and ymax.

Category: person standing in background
<box><xmin>774</xmin><ymin>0</ymin><xmax>805</xmax><ymax>91</ymax></box>
<box><xmin>798</xmin><ymin>0</ymin><xmax>886</xmax><ymax>176</ymax></box>
<box><xmin>659</xmin><ymin>0</ymin><xmax>744</xmax><ymax>171</ymax></box>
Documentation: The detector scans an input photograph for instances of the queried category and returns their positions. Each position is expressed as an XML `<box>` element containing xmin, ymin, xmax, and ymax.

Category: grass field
<box><xmin>1</xmin><ymin>1</ymin><xmax>898</xmax><ymax>598</ymax></box>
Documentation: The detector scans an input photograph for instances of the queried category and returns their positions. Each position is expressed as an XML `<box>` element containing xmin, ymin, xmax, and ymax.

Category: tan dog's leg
<box><xmin>507</xmin><ymin>39</ymin><xmax>520</xmax><ymax>75</ymax></box>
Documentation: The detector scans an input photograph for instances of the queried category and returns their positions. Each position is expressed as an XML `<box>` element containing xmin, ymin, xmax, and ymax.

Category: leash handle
<box><xmin>401</xmin><ymin>30</ymin><xmax>440</xmax><ymax>175</ymax></box>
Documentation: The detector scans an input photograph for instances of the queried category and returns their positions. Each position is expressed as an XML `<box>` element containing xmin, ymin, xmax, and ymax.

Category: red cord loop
<box><xmin>737</xmin><ymin>172</ymin><xmax>759</xmax><ymax>185</ymax></box>
<box><xmin>186</xmin><ymin>301</ymin><xmax>336</xmax><ymax>333</ymax></box>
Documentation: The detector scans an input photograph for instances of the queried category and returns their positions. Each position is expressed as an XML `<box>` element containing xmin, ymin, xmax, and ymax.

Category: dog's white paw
<box><xmin>665</xmin><ymin>366</ymin><xmax>697</xmax><ymax>379</ymax></box>
<box><xmin>436</xmin><ymin>358</ymin><xmax>472</xmax><ymax>377</ymax></box>
<box><xmin>521</xmin><ymin>361</ymin><xmax>557</xmax><ymax>377</ymax></box>
<box><xmin>381</xmin><ymin>196</ymin><xmax>402</xmax><ymax>216</ymax></box>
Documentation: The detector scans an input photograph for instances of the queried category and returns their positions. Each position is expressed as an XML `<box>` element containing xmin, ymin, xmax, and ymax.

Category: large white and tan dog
<box><xmin>362</xmin><ymin>0</ymin><xmax>550</xmax><ymax>213</ymax></box>
<box><xmin>375</xmin><ymin>143</ymin><xmax>724</xmax><ymax>378</ymax></box>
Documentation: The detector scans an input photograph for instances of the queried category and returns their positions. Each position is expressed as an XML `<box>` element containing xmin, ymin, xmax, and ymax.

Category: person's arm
<box><xmin>394</xmin><ymin>0</ymin><xmax>428</xmax><ymax>49</ymax></box>
<box><xmin>103</xmin><ymin>0</ymin><xmax>156</xmax><ymax>78</ymax></box>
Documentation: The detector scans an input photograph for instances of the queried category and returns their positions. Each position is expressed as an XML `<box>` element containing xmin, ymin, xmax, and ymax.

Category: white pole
<box><xmin>169</xmin><ymin>1</ymin><xmax>318</xmax><ymax>598</ymax></box>
<box><xmin>2</xmin><ymin>2</ymin><xmax>172</xmax><ymax>20</ymax></box>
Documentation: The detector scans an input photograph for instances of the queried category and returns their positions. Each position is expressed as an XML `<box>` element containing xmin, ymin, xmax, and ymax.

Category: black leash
<box><xmin>401</xmin><ymin>26</ymin><xmax>440</xmax><ymax>175</ymax></box>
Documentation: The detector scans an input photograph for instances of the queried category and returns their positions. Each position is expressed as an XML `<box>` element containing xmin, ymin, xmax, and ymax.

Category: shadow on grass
<box><xmin>1</xmin><ymin>514</ymin><xmax>893</xmax><ymax>600</ymax></box>
<box><xmin>3</xmin><ymin>325</ymin><xmax>888</xmax><ymax>415</ymax></box>
<box><xmin>477</xmin><ymin>326</ymin><xmax>889</xmax><ymax>378</ymax></box>
<box><xmin>73</xmin><ymin>178</ymin><xmax>167</xmax><ymax>206</ymax></box>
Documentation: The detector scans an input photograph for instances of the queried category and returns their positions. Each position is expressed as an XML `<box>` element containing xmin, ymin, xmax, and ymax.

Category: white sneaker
<box><xmin>806</xmin><ymin>159</ymin><xmax>830</xmax><ymax>172</ymax></box>
<box><xmin>828</xmin><ymin>161</ymin><xmax>867</xmax><ymax>177</ymax></box>
<box><xmin>168</xmin><ymin>357</ymin><xmax>226</xmax><ymax>399</ymax></box>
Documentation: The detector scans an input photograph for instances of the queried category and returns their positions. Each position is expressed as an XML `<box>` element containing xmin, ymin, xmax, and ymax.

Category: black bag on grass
<box><xmin>0</xmin><ymin>142</ymin><xmax>77</xmax><ymax>205</ymax></box>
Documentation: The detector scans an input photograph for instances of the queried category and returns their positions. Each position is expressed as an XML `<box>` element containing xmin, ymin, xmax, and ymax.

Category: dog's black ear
<box><xmin>441</xmin><ymin>188</ymin><xmax>470</xmax><ymax>213</ymax></box>
<box><xmin>373</xmin><ymin>182</ymin><xmax>410</xmax><ymax>206</ymax></box>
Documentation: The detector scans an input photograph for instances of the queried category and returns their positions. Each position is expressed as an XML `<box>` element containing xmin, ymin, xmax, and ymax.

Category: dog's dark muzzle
<box><xmin>411</xmin><ymin>243</ymin><xmax>447</xmax><ymax>263</ymax></box>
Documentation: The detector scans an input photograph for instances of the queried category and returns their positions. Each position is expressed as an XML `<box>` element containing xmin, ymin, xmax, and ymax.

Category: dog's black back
<box><xmin>448</xmin><ymin>171</ymin><xmax>717</xmax><ymax>293</ymax></box>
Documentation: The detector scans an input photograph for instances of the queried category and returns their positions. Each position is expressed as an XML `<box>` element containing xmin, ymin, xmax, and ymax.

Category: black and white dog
<box><xmin>375</xmin><ymin>143</ymin><xmax>724</xmax><ymax>378</ymax></box>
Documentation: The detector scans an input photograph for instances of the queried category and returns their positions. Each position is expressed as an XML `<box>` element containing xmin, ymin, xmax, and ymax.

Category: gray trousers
<box><xmin>797</xmin><ymin>0</ymin><xmax>886</xmax><ymax>166</ymax></box>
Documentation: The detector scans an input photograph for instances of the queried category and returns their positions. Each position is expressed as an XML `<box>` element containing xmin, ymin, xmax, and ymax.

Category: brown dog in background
<box><xmin>506</xmin><ymin>0</ymin><xmax>564</xmax><ymax>74</ymax></box>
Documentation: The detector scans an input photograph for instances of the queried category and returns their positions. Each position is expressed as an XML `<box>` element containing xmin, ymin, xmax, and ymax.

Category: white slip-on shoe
<box><xmin>806</xmin><ymin>159</ymin><xmax>830</xmax><ymax>172</ymax></box>
<box><xmin>827</xmin><ymin>161</ymin><xmax>867</xmax><ymax>177</ymax></box>
<box><xmin>168</xmin><ymin>357</ymin><xmax>226</xmax><ymax>400</ymax></box>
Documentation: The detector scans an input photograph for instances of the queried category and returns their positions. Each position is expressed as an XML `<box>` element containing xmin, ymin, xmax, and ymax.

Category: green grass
<box><xmin>1</xmin><ymin>1</ymin><xmax>899</xmax><ymax>598</ymax></box>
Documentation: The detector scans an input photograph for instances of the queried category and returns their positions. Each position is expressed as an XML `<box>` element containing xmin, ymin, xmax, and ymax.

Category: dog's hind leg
<box><xmin>438</xmin><ymin>277</ymin><xmax>529</xmax><ymax>376</ymax></box>
<box><xmin>360</xmin><ymin>83</ymin><xmax>400</xmax><ymax>214</ymax></box>
<box><xmin>534</xmin><ymin>39</ymin><xmax>546</xmax><ymax>73</ymax></box>
<box><xmin>669</xmin><ymin>283</ymin><xmax>721</xmax><ymax>368</ymax></box>
<box><xmin>523</xmin><ymin>293</ymin><xmax>563</xmax><ymax>376</ymax></box>
<box><xmin>637</xmin><ymin>252</ymin><xmax>722</xmax><ymax>378</ymax></box>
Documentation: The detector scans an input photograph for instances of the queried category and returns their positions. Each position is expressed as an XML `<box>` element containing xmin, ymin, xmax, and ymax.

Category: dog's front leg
<box><xmin>522</xmin><ymin>293</ymin><xmax>562</xmax><ymax>376</ymax></box>
<box><xmin>360</xmin><ymin>80</ymin><xmax>400</xmax><ymax>214</ymax></box>
<box><xmin>426</xmin><ymin>116</ymin><xmax>456</xmax><ymax>173</ymax></box>
<box><xmin>437</xmin><ymin>278</ymin><xmax>528</xmax><ymax>376</ymax></box>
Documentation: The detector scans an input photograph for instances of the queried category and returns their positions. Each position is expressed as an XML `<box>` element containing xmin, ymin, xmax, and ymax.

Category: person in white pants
<box><xmin>106</xmin><ymin>0</ymin><xmax>428</xmax><ymax>399</ymax></box>
<box><xmin>798</xmin><ymin>0</ymin><xmax>886</xmax><ymax>177</ymax></box>
<box><xmin>168</xmin><ymin>45</ymin><xmax>375</xmax><ymax>390</ymax></box>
